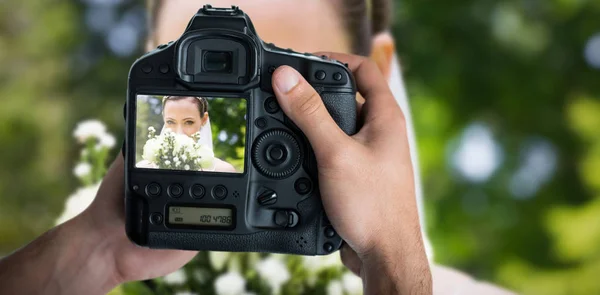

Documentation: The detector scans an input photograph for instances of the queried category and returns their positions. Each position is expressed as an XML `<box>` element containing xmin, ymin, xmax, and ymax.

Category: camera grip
<box><xmin>320</xmin><ymin>92</ymin><xmax>357</xmax><ymax>135</ymax></box>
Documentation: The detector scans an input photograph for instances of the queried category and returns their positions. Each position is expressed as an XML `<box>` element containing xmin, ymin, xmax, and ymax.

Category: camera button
<box><xmin>255</xmin><ymin>117</ymin><xmax>268</xmax><ymax>129</ymax></box>
<box><xmin>294</xmin><ymin>178</ymin><xmax>312</xmax><ymax>195</ymax></box>
<box><xmin>324</xmin><ymin>226</ymin><xmax>336</xmax><ymax>238</ymax></box>
<box><xmin>274</xmin><ymin>210</ymin><xmax>299</xmax><ymax>228</ymax></box>
<box><xmin>159</xmin><ymin>64</ymin><xmax>170</xmax><ymax>74</ymax></box>
<box><xmin>141</xmin><ymin>63</ymin><xmax>153</xmax><ymax>74</ymax></box>
<box><xmin>333</xmin><ymin>72</ymin><xmax>342</xmax><ymax>81</ymax></box>
<box><xmin>315</xmin><ymin>70</ymin><xmax>326</xmax><ymax>80</ymax></box>
<box><xmin>168</xmin><ymin>184</ymin><xmax>183</xmax><ymax>198</ymax></box>
<box><xmin>212</xmin><ymin>185</ymin><xmax>228</xmax><ymax>200</ymax></box>
<box><xmin>150</xmin><ymin>213</ymin><xmax>163</xmax><ymax>225</ymax></box>
<box><xmin>323</xmin><ymin>242</ymin><xmax>334</xmax><ymax>253</ymax></box>
<box><xmin>265</xmin><ymin>144</ymin><xmax>287</xmax><ymax>165</ymax></box>
<box><xmin>145</xmin><ymin>183</ymin><xmax>161</xmax><ymax>197</ymax></box>
<box><xmin>190</xmin><ymin>184</ymin><xmax>205</xmax><ymax>199</ymax></box>
<box><xmin>264</xmin><ymin>97</ymin><xmax>280</xmax><ymax>114</ymax></box>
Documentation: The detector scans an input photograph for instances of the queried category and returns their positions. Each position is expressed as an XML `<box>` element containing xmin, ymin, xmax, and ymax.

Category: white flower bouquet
<box><xmin>142</xmin><ymin>126</ymin><xmax>215</xmax><ymax>171</ymax></box>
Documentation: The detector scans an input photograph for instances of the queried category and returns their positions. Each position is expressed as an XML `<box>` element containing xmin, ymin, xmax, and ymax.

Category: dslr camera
<box><xmin>124</xmin><ymin>5</ymin><xmax>357</xmax><ymax>255</ymax></box>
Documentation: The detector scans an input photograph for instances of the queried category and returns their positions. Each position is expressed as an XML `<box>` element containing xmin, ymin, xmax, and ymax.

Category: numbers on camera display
<box><xmin>168</xmin><ymin>206</ymin><xmax>233</xmax><ymax>226</ymax></box>
<box><xmin>199</xmin><ymin>215</ymin><xmax>232</xmax><ymax>224</ymax></box>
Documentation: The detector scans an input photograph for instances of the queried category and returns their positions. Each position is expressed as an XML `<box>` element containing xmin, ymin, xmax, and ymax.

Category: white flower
<box><xmin>173</xmin><ymin>157</ymin><xmax>179</xmax><ymax>162</ymax></box>
<box><xmin>55</xmin><ymin>183</ymin><xmax>100</xmax><ymax>225</ymax></box>
<box><xmin>302</xmin><ymin>254</ymin><xmax>343</xmax><ymax>271</ymax></box>
<box><xmin>214</xmin><ymin>271</ymin><xmax>246</xmax><ymax>295</ymax></box>
<box><xmin>163</xmin><ymin>269</ymin><xmax>186</xmax><ymax>285</ymax></box>
<box><xmin>342</xmin><ymin>272</ymin><xmax>363</xmax><ymax>295</ymax></box>
<box><xmin>73</xmin><ymin>162</ymin><xmax>92</xmax><ymax>177</ymax></box>
<box><xmin>142</xmin><ymin>138</ymin><xmax>161</xmax><ymax>163</ymax></box>
<box><xmin>302</xmin><ymin>254</ymin><xmax>344</xmax><ymax>287</ymax></box>
<box><xmin>209</xmin><ymin>251</ymin><xmax>231</xmax><ymax>271</ymax></box>
<box><xmin>255</xmin><ymin>257</ymin><xmax>290</xmax><ymax>294</ymax></box>
<box><xmin>73</xmin><ymin>120</ymin><xmax>106</xmax><ymax>143</ymax></box>
<box><xmin>165</xmin><ymin>160</ymin><xmax>171</xmax><ymax>165</ymax></box>
<box><xmin>326</xmin><ymin>280</ymin><xmax>344</xmax><ymax>295</ymax></box>
<box><xmin>97</xmin><ymin>133</ymin><xmax>116</xmax><ymax>149</ymax></box>
<box><xmin>184</xmin><ymin>164</ymin><xmax>190</xmax><ymax>170</ymax></box>
<box><xmin>148</xmin><ymin>126</ymin><xmax>156</xmax><ymax>132</ymax></box>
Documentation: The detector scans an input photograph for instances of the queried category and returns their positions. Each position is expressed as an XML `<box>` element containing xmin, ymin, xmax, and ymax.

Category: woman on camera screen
<box><xmin>136</xmin><ymin>95</ymin><xmax>238</xmax><ymax>173</ymax></box>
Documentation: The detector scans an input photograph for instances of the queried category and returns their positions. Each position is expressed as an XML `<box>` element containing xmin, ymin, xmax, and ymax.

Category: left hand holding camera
<box><xmin>0</xmin><ymin>155</ymin><xmax>197</xmax><ymax>294</ymax></box>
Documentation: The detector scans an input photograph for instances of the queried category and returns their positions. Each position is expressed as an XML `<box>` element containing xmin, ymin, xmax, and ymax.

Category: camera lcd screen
<box><xmin>135</xmin><ymin>94</ymin><xmax>246</xmax><ymax>173</ymax></box>
<box><xmin>168</xmin><ymin>206</ymin><xmax>233</xmax><ymax>227</ymax></box>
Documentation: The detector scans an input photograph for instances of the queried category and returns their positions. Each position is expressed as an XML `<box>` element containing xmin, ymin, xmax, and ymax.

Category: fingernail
<box><xmin>275</xmin><ymin>66</ymin><xmax>300</xmax><ymax>93</ymax></box>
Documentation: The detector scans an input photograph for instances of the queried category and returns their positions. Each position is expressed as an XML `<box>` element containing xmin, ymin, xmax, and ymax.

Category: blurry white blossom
<box><xmin>302</xmin><ymin>254</ymin><xmax>343</xmax><ymax>286</ymax></box>
<box><xmin>73</xmin><ymin>120</ymin><xmax>107</xmax><ymax>143</ymax></box>
<box><xmin>214</xmin><ymin>271</ymin><xmax>246</xmax><ymax>295</ymax></box>
<box><xmin>174</xmin><ymin>292</ymin><xmax>197</xmax><ymax>295</ymax></box>
<box><xmin>327</xmin><ymin>280</ymin><xmax>344</xmax><ymax>295</ymax></box>
<box><xmin>97</xmin><ymin>133</ymin><xmax>116</xmax><ymax>148</ymax></box>
<box><xmin>255</xmin><ymin>257</ymin><xmax>290</xmax><ymax>294</ymax></box>
<box><xmin>55</xmin><ymin>183</ymin><xmax>100</xmax><ymax>225</ymax></box>
<box><xmin>73</xmin><ymin>162</ymin><xmax>92</xmax><ymax>177</ymax></box>
<box><xmin>163</xmin><ymin>269</ymin><xmax>187</xmax><ymax>285</ymax></box>
<box><xmin>342</xmin><ymin>272</ymin><xmax>363</xmax><ymax>295</ymax></box>
<box><xmin>302</xmin><ymin>254</ymin><xmax>343</xmax><ymax>271</ymax></box>
<box><xmin>209</xmin><ymin>251</ymin><xmax>231</xmax><ymax>271</ymax></box>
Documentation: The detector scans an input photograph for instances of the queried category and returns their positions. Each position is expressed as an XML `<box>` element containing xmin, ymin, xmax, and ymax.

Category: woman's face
<box><xmin>163</xmin><ymin>98</ymin><xmax>206</xmax><ymax>137</ymax></box>
<box><xmin>155</xmin><ymin>0</ymin><xmax>351</xmax><ymax>54</ymax></box>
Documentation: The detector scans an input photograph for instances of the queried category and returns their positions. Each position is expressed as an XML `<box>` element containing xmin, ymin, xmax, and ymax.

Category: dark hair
<box><xmin>146</xmin><ymin>0</ymin><xmax>393</xmax><ymax>56</ymax></box>
<box><xmin>162</xmin><ymin>96</ymin><xmax>208</xmax><ymax>118</ymax></box>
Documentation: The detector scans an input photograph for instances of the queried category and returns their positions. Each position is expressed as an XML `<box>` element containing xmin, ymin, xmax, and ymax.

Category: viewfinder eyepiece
<box><xmin>202</xmin><ymin>51</ymin><xmax>232</xmax><ymax>73</ymax></box>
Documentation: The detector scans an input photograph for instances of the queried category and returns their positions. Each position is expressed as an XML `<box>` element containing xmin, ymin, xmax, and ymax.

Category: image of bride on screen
<box><xmin>136</xmin><ymin>96</ymin><xmax>238</xmax><ymax>173</ymax></box>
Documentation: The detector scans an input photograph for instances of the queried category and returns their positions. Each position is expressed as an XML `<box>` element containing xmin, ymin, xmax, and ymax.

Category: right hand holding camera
<box><xmin>272</xmin><ymin>52</ymin><xmax>432</xmax><ymax>294</ymax></box>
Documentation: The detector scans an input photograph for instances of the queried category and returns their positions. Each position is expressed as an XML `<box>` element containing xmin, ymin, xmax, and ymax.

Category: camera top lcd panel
<box><xmin>124</xmin><ymin>5</ymin><xmax>357</xmax><ymax>255</ymax></box>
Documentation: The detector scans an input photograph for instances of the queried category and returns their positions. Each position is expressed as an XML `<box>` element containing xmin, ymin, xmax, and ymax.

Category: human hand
<box><xmin>79</xmin><ymin>155</ymin><xmax>197</xmax><ymax>285</ymax></box>
<box><xmin>271</xmin><ymin>53</ymin><xmax>432</xmax><ymax>294</ymax></box>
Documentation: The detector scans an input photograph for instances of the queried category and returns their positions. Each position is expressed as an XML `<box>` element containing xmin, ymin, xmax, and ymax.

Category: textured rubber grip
<box><xmin>320</xmin><ymin>92</ymin><xmax>357</xmax><ymax>135</ymax></box>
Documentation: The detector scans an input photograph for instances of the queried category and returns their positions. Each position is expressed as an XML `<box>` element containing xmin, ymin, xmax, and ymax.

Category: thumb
<box><xmin>272</xmin><ymin>66</ymin><xmax>348</xmax><ymax>154</ymax></box>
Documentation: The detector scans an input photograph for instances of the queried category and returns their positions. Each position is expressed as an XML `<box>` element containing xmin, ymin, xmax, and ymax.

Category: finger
<box><xmin>271</xmin><ymin>66</ymin><xmax>350</xmax><ymax>154</ymax></box>
<box><xmin>340</xmin><ymin>243</ymin><xmax>362</xmax><ymax>276</ymax></box>
<box><xmin>314</xmin><ymin>52</ymin><xmax>400</xmax><ymax>125</ymax></box>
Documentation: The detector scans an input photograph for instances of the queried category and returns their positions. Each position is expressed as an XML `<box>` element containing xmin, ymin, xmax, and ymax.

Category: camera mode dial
<box><xmin>252</xmin><ymin>130</ymin><xmax>301</xmax><ymax>179</ymax></box>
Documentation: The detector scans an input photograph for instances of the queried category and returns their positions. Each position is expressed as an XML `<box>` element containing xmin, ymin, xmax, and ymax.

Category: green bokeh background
<box><xmin>1</xmin><ymin>1</ymin><xmax>600</xmax><ymax>294</ymax></box>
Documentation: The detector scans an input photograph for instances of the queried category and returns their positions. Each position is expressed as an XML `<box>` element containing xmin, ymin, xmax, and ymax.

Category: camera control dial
<box><xmin>252</xmin><ymin>130</ymin><xmax>301</xmax><ymax>179</ymax></box>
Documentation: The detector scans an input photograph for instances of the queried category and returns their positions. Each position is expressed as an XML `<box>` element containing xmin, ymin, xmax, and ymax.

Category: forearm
<box><xmin>0</xmin><ymin>215</ymin><xmax>118</xmax><ymax>295</ymax></box>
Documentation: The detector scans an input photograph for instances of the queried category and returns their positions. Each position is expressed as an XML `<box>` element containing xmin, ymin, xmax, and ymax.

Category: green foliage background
<box><xmin>1</xmin><ymin>0</ymin><xmax>599</xmax><ymax>294</ymax></box>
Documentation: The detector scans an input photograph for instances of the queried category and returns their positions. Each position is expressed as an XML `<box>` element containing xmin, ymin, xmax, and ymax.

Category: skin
<box><xmin>163</xmin><ymin>97</ymin><xmax>208</xmax><ymax>138</ymax></box>
<box><xmin>162</xmin><ymin>97</ymin><xmax>237</xmax><ymax>173</ymax></box>
<box><xmin>0</xmin><ymin>1</ymin><xmax>432</xmax><ymax>294</ymax></box>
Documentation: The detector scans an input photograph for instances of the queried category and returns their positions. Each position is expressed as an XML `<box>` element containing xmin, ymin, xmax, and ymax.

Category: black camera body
<box><xmin>124</xmin><ymin>5</ymin><xmax>357</xmax><ymax>255</ymax></box>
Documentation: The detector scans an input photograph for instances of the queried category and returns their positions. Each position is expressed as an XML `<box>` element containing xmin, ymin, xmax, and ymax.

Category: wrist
<box><xmin>52</xmin><ymin>213</ymin><xmax>120</xmax><ymax>294</ymax></box>
<box><xmin>360</xmin><ymin>226</ymin><xmax>432</xmax><ymax>295</ymax></box>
